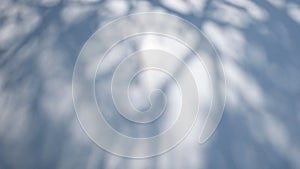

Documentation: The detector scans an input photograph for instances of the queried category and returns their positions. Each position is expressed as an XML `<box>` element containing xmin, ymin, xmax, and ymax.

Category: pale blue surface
<box><xmin>0</xmin><ymin>0</ymin><xmax>300</xmax><ymax>168</ymax></box>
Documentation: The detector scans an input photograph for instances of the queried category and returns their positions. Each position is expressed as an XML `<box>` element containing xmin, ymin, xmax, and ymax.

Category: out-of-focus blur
<box><xmin>1</xmin><ymin>0</ymin><xmax>300</xmax><ymax>168</ymax></box>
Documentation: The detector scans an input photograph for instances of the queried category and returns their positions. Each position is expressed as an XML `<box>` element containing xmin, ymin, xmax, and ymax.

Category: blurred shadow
<box><xmin>0</xmin><ymin>0</ymin><xmax>300</xmax><ymax>168</ymax></box>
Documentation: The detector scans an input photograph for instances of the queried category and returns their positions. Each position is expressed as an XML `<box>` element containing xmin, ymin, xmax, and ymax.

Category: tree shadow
<box><xmin>0</xmin><ymin>0</ymin><xmax>300</xmax><ymax>168</ymax></box>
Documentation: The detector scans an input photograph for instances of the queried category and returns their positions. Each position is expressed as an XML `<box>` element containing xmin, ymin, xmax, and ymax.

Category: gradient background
<box><xmin>1</xmin><ymin>0</ymin><xmax>300</xmax><ymax>168</ymax></box>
